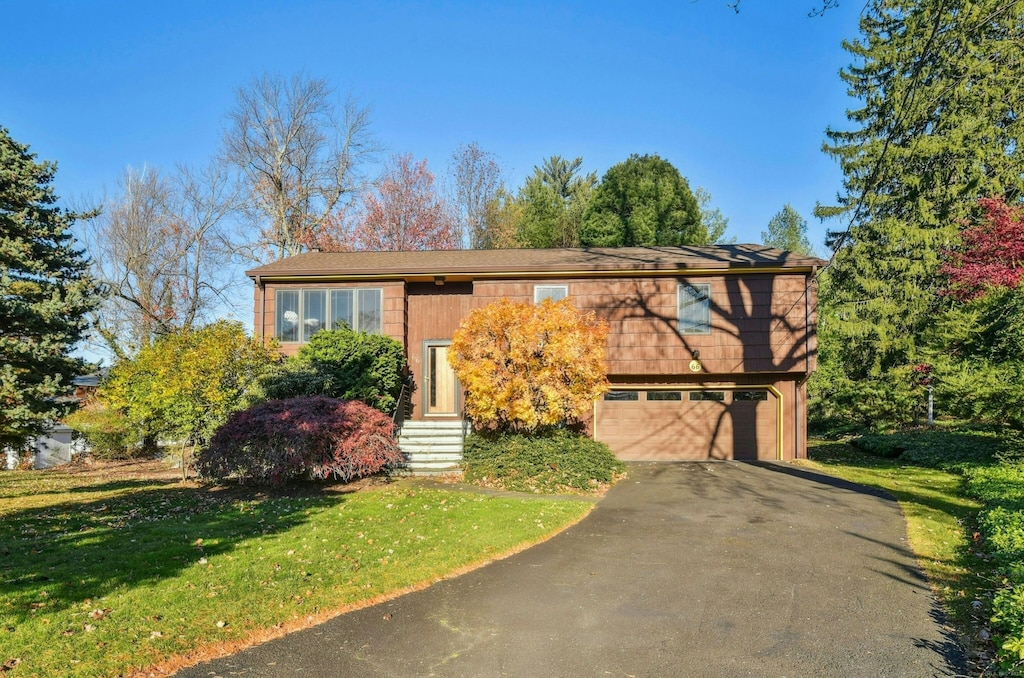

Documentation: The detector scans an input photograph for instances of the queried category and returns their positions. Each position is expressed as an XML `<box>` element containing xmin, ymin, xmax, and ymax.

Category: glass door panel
<box><xmin>426</xmin><ymin>344</ymin><xmax>457</xmax><ymax>415</ymax></box>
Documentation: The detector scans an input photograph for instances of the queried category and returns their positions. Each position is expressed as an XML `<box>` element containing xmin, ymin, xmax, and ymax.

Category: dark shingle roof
<box><xmin>246</xmin><ymin>245</ymin><xmax>826</xmax><ymax>280</ymax></box>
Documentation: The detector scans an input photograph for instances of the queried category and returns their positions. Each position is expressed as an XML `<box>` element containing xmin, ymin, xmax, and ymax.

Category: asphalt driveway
<box><xmin>174</xmin><ymin>462</ymin><xmax>965</xmax><ymax>677</ymax></box>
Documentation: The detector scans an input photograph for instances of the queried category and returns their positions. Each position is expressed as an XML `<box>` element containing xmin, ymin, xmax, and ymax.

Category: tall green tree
<box><xmin>695</xmin><ymin>186</ymin><xmax>734</xmax><ymax>245</ymax></box>
<box><xmin>0</xmin><ymin>127</ymin><xmax>103</xmax><ymax>451</ymax></box>
<box><xmin>516</xmin><ymin>156</ymin><xmax>596</xmax><ymax>248</ymax></box>
<box><xmin>812</xmin><ymin>0</ymin><xmax>1024</xmax><ymax>426</ymax></box>
<box><xmin>762</xmin><ymin>204</ymin><xmax>816</xmax><ymax>256</ymax></box>
<box><xmin>580</xmin><ymin>154</ymin><xmax>703</xmax><ymax>247</ymax></box>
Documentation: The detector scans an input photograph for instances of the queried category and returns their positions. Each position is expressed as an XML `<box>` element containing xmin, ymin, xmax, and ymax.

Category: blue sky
<box><xmin>4</xmin><ymin>0</ymin><xmax>866</xmax><ymax>339</ymax></box>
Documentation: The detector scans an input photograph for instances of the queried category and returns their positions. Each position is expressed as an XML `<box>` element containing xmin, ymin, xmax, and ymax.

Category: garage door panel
<box><xmin>596</xmin><ymin>389</ymin><xmax>776</xmax><ymax>461</ymax></box>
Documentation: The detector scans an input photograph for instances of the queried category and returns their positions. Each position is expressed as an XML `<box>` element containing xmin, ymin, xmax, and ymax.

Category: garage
<box><xmin>594</xmin><ymin>387</ymin><xmax>779</xmax><ymax>461</ymax></box>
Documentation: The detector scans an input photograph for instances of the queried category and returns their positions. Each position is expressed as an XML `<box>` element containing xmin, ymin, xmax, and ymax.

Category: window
<box><xmin>734</xmin><ymin>390</ymin><xmax>768</xmax><ymax>402</ymax></box>
<box><xmin>535</xmin><ymin>285</ymin><xmax>568</xmax><ymax>303</ymax></box>
<box><xmin>647</xmin><ymin>391</ymin><xmax>682</xmax><ymax>401</ymax></box>
<box><xmin>276</xmin><ymin>288</ymin><xmax>383</xmax><ymax>342</ymax></box>
<box><xmin>678</xmin><ymin>282</ymin><xmax>711</xmax><ymax>335</ymax></box>
<box><xmin>277</xmin><ymin>290</ymin><xmax>300</xmax><ymax>342</ymax></box>
<box><xmin>330</xmin><ymin>290</ymin><xmax>353</xmax><ymax>330</ymax></box>
<box><xmin>358</xmin><ymin>288</ymin><xmax>382</xmax><ymax>333</ymax></box>
<box><xmin>604</xmin><ymin>390</ymin><xmax>639</xmax><ymax>401</ymax></box>
<box><xmin>689</xmin><ymin>391</ymin><xmax>725</xmax><ymax>402</ymax></box>
<box><xmin>302</xmin><ymin>290</ymin><xmax>326</xmax><ymax>342</ymax></box>
<box><xmin>328</xmin><ymin>289</ymin><xmax>383</xmax><ymax>334</ymax></box>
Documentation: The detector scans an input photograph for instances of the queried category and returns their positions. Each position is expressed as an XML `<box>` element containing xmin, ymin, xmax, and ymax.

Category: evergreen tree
<box><xmin>516</xmin><ymin>156</ymin><xmax>596</xmax><ymax>248</ymax></box>
<box><xmin>762</xmin><ymin>204</ymin><xmax>816</xmax><ymax>256</ymax></box>
<box><xmin>695</xmin><ymin>186</ymin><xmax>734</xmax><ymax>245</ymax></box>
<box><xmin>580</xmin><ymin>154</ymin><xmax>703</xmax><ymax>247</ymax></box>
<box><xmin>0</xmin><ymin>127</ymin><xmax>102</xmax><ymax>450</ymax></box>
<box><xmin>812</xmin><ymin>0</ymin><xmax>1024</xmax><ymax>426</ymax></box>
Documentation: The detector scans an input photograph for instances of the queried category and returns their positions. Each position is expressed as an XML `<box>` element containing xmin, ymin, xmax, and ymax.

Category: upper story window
<box><xmin>535</xmin><ymin>284</ymin><xmax>568</xmax><ymax>303</ymax></box>
<box><xmin>678</xmin><ymin>282</ymin><xmax>711</xmax><ymax>335</ymax></box>
<box><xmin>276</xmin><ymin>288</ymin><xmax>383</xmax><ymax>342</ymax></box>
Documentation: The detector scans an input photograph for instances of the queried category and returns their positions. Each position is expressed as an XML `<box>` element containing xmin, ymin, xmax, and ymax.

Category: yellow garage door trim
<box><xmin>593</xmin><ymin>384</ymin><xmax>784</xmax><ymax>461</ymax></box>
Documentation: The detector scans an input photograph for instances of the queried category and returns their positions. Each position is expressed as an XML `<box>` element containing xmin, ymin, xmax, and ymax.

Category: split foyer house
<box><xmin>247</xmin><ymin>245</ymin><xmax>824</xmax><ymax>472</ymax></box>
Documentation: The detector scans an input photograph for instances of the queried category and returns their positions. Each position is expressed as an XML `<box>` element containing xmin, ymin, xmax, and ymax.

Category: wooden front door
<box><xmin>424</xmin><ymin>342</ymin><xmax>459</xmax><ymax>416</ymax></box>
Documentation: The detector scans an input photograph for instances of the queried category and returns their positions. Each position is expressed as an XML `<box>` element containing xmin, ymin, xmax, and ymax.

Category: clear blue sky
<box><xmin>4</xmin><ymin>1</ymin><xmax>862</xmax><ymax>261</ymax></box>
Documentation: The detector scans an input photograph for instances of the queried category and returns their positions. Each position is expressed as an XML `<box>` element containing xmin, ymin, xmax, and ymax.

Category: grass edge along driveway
<box><xmin>0</xmin><ymin>470</ymin><xmax>595</xmax><ymax>678</ymax></box>
<box><xmin>799</xmin><ymin>439</ymin><xmax>997</xmax><ymax>673</ymax></box>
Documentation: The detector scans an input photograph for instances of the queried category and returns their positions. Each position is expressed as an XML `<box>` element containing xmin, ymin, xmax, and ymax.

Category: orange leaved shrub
<box><xmin>449</xmin><ymin>298</ymin><xmax>609</xmax><ymax>432</ymax></box>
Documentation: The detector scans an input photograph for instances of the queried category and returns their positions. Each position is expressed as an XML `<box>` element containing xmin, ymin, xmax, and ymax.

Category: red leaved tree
<box><xmin>942</xmin><ymin>197</ymin><xmax>1024</xmax><ymax>299</ymax></box>
<box><xmin>354</xmin><ymin>154</ymin><xmax>459</xmax><ymax>251</ymax></box>
<box><xmin>296</xmin><ymin>207</ymin><xmax>356</xmax><ymax>252</ymax></box>
<box><xmin>196</xmin><ymin>396</ymin><xmax>403</xmax><ymax>485</ymax></box>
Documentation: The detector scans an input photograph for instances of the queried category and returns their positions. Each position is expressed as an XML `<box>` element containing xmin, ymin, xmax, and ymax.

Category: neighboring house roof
<box><xmin>246</xmin><ymin>245</ymin><xmax>827</xmax><ymax>281</ymax></box>
<box><xmin>72</xmin><ymin>372</ymin><xmax>107</xmax><ymax>389</ymax></box>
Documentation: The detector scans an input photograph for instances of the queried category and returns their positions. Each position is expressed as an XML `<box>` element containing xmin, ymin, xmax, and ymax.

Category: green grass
<box><xmin>800</xmin><ymin>439</ymin><xmax>997</xmax><ymax>667</ymax></box>
<box><xmin>0</xmin><ymin>470</ymin><xmax>593</xmax><ymax>678</ymax></box>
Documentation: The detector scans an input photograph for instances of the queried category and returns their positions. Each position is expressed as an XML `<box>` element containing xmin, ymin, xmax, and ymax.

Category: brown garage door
<box><xmin>595</xmin><ymin>388</ymin><xmax>777</xmax><ymax>461</ymax></box>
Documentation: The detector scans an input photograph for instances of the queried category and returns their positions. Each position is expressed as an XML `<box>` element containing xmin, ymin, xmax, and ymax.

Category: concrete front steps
<box><xmin>397</xmin><ymin>420</ymin><xmax>468</xmax><ymax>475</ymax></box>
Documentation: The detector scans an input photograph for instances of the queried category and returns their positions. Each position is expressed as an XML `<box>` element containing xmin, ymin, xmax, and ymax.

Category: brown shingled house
<box><xmin>247</xmin><ymin>245</ymin><xmax>824</xmax><ymax>472</ymax></box>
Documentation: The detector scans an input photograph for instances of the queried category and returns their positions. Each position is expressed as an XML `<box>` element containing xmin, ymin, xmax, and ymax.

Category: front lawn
<box><xmin>0</xmin><ymin>465</ymin><xmax>594</xmax><ymax>678</ymax></box>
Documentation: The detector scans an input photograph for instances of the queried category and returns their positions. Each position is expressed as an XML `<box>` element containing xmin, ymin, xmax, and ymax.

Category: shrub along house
<box><xmin>246</xmin><ymin>245</ymin><xmax>824</xmax><ymax>472</ymax></box>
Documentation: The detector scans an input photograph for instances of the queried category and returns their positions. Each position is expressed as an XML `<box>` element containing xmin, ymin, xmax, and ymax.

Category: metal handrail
<box><xmin>392</xmin><ymin>381</ymin><xmax>412</xmax><ymax>427</ymax></box>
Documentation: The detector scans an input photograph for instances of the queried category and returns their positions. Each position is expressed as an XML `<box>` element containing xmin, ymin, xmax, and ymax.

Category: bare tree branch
<box><xmin>221</xmin><ymin>73</ymin><xmax>381</xmax><ymax>259</ymax></box>
<box><xmin>449</xmin><ymin>142</ymin><xmax>504</xmax><ymax>249</ymax></box>
<box><xmin>82</xmin><ymin>164</ymin><xmax>237</xmax><ymax>357</ymax></box>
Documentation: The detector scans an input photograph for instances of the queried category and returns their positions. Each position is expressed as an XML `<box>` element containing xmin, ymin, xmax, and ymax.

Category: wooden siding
<box><xmin>257</xmin><ymin>273</ymin><xmax>814</xmax><ymax>373</ymax></box>
<box><xmin>405</xmin><ymin>282</ymin><xmax>482</xmax><ymax>420</ymax></box>
<box><xmin>474</xmin><ymin>273</ymin><xmax>814</xmax><ymax>375</ymax></box>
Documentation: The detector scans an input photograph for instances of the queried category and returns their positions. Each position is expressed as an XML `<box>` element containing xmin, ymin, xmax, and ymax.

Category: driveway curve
<box><xmin>174</xmin><ymin>462</ymin><xmax>965</xmax><ymax>677</ymax></box>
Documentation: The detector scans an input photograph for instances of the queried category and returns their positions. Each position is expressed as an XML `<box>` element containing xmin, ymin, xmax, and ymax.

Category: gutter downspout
<box><xmin>255</xmin><ymin>276</ymin><xmax>265</xmax><ymax>344</ymax></box>
<box><xmin>796</xmin><ymin>265</ymin><xmax>818</xmax><ymax>459</ymax></box>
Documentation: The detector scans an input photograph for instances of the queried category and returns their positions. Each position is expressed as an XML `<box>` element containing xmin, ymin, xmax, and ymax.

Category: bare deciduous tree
<box><xmin>82</xmin><ymin>164</ymin><xmax>236</xmax><ymax>358</ymax></box>
<box><xmin>221</xmin><ymin>73</ymin><xmax>379</xmax><ymax>259</ymax></box>
<box><xmin>449</xmin><ymin>142</ymin><xmax>503</xmax><ymax>249</ymax></box>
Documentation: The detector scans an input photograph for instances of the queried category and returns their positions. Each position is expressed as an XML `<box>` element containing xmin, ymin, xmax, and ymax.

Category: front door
<box><xmin>424</xmin><ymin>342</ymin><xmax>459</xmax><ymax>416</ymax></box>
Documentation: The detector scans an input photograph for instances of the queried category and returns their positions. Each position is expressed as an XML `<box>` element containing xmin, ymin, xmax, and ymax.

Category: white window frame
<box><xmin>276</xmin><ymin>287</ymin><xmax>383</xmax><ymax>343</ymax></box>
<box><xmin>678</xmin><ymin>282</ymin><xmax>712</xmax><ymax>335</ymax></box>
<box><xmin>534</xmin><ymin>284</ymin><xmax>568</xmax><ymax>303</ymax></box>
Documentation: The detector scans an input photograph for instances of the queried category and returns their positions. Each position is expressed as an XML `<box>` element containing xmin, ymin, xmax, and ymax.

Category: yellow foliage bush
<box><xmin>449</xmin><ymin>298</ymin><xmax>609</xmax><ymax>432</ymax></box>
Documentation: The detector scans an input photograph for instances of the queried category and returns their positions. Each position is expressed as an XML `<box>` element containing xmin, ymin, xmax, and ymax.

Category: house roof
<box><xmin>246</xmin><ymin>245</ymin><xmax>826</xmax><ymax>281</ymax></box>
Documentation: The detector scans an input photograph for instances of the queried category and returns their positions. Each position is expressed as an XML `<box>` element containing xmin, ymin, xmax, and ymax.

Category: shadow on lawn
<box><xmin>0</xmin><ymin>482</ymin><xmax>349</xmax><ymax>624</ymax></box>
<box><xmin>64</xmin><ymin>478</ymin><xmax>184</xmax><ymax>494</ymax></box>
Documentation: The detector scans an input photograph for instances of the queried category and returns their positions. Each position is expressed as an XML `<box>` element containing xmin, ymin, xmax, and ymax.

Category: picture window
<box><xmin>276</xmin><ymin>288</ymin><xmax>383</xmax><ymax>342</ymax></box>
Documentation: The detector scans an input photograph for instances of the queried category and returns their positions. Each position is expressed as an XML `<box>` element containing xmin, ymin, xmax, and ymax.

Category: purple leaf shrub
<box><xmin>197</xmin><ymin>396</ymin><xmax>404</xmax><ymax>485</ymax></box>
